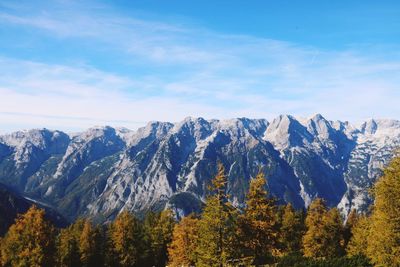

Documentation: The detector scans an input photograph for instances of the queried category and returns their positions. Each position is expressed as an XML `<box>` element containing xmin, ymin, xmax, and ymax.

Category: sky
<box><xmin>0</xmin><ymin>0</ymin><xmax>399</xmax><ymax>133</ymax></box>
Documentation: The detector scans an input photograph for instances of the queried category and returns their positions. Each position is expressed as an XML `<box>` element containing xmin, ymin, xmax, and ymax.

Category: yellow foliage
<box><xmin>168</xmin><ymin>214</ymin><xmax>199</xmax><ymax>267</ymax></box>
<box><xmin>0</xmin><ymin>206</ymin><xmax>55</xmax><ymax>267</ymax></box>
<box><xmin>367</xmin><ymin>156</ymin><xmax>400</xmax><ymax>266</ymax></box>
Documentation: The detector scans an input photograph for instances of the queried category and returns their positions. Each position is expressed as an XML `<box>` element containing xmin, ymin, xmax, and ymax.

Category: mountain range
<box><xmin>0</xmin><ymin>114</ymin><xmax>399</xmax><ymax>223</ymax></box>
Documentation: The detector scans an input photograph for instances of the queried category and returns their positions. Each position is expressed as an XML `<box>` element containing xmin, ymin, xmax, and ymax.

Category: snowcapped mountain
<box><xmin>0</xmin><ymin>115</ymin><xmax>399</xmax><ymax>222</ymax></box>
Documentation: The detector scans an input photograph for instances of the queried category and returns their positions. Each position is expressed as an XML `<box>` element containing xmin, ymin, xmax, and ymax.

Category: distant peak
<box><xmin>309</xmin><ymin>113</ymin><xmax>327</xmax><ymax>122</ymax></box>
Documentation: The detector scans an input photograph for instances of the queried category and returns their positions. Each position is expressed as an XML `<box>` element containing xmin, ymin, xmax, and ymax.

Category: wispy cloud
<box><xmin>0</xmin><ymin>0</ymin><xmax>399</xmax><ymax>133</ymax></box>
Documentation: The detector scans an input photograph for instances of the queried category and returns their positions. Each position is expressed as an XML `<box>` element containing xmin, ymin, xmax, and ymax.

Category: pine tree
<box><xmin>196</xmin><ymin>163</ymin><xmax>237</xmax><ymax>267</ymax></box>
<box><xmin>168</xmin><ymin>214</ymin><xmax>199</xmax><ymax>267</ymax></box>
<box><xmin>108</xmin><ymin>211</ymin><xmax>144</xmax><ymax>267</ymax></box>
<box><xmin>302</xmin><ymin>198</ymin><xmax>343</xmax><ymax>259</ymax></box>
<box><xmin>347</xmin><ymin>214</ymin><xmax>370</xmax><ymax>257</ymax></box>
<box><xmin>280</xmin><ymin>203</ymin><xmax>305</xmax><ymax>255</ymax></box>
<box><xmin>238</xmin><ymin>171</ymin><xmax>278</xmax><ymax>265</ymax></box>
<box><xmin>0</xmin><ymin>206</ymin><xmax>56</xmax><ymax>267</ymax></box>
<box><xmin>367</xmin><ymin>156</ymin><xmax>400</xmax><ymax>266</ymax></box>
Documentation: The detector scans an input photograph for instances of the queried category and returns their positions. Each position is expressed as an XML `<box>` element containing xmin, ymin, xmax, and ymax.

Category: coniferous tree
<box><xmin>196</xmin><ymin>163</ymin><xmax>237</xmax><ymax>267</ymax></box>
<box><xmin>280</xmin><ymin>203</ymin><xmax>305</xmax><ymax>255</ymax></box>
<box><xmin>57</xmin><ymin>226</ymin><xmax>81</xmax><ymax>267</ymax></box>
<box><xmin>323</xmin><ymin>207</ymin><xmax>344</xmax><ymax>257</ymax></box>
<box><xmin>342</xmin><ymin>209</ymin><xmax>358</xmax><ymax>251</ymax></box>
<box><xmin>151</xmin><ymin>209</ymin><xmax>175</xmax><ymax>267</ymax></box>
<box><xmin>367</xmin><ymin>156</ymin><xmax>400</xmax><ymax>266</ymax></box>
<box><xmin>108</xmin><ymin>211</ymin><xmax>144</xmax><ymax>267</ymax></box>
<box><xmin>238</xmin><ymin>171</ymin><xmax>278</xmax><ymax>265</ymax></box>
<box><xmin>79</xmin><ymin>220</ymin><xmax>99</xmax><ymax>267</ymax></box>
<box><xmin>302</xmin><ymin>198</ymin><xmax>343</xmax><ymax>259</ymax></box>
<box><xmin>0</xmin><ymin>206</ymin><xmax>56</xmax><ymax>267</ymax></box>
<box><xmin>168</xmin><ymin>214</ymin><xmax>199</xmax><ymax>267</ymax></box>
<box><xmin>347</xmin><ymin>214</ymin><xmax>370</xmax><ymax>257</ymax></box>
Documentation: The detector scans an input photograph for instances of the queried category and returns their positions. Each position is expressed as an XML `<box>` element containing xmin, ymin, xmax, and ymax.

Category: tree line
<box><xmin>1</xmin><ymin>157</ymin><xmax>400</xmax><ymax>267</ymax></box>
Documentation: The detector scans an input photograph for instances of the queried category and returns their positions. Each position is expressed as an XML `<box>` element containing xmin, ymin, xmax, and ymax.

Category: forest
<box><xmin>1</xmin><ymin>156</ymin><xmax>400</xmax><ymax>267</ymax></box>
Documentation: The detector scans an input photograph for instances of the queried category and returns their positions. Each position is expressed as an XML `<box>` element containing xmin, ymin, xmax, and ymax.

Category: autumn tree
<box><xmin>342</xmin><ymin>209</ymin><xmax>358</xmax><ymax>251</ymax></box>
<box><xmin>144</xmin><ymin>209</ymin><xmax>175</xmax><ymax>267</ymax></box>
<box><xmin>57</xmin><ymin>220</ymin><xmax>82</xmax><ymax>267</ymax></box>
<box><xmin>0</xmin><ymin>206</ymin><xmax>56</xmax><ymax>267</ymax></box>
<box><xmin>323</xmin><ymin>207</ymin><xmax>344</xmax><ymax>257</ymax></box>
<box><xmin>302</xmin><ymin>198</ymin><xmax>343</xmax><ymax>259</ymax></box>
<box><xmin>280</xmin><ymin>203</ymin><xmax>305</xmax><ymax>255</ymax></box>
<box><xmin>196</xmin><ymin>163</ymin><xmax>238</xmax><ymax>267</ymax></box>
<box><xmin>238</xmin><ymin>171</ymin><xmax>278</xmax><ymax>265</ymax></box>
<box><xmin>347</xmin><ymin>214</ymin><xmax>370</xmax><ymax>257</ymax></box>
<box><xmin>79</xmin><ymin>220</ymin><xmax>103</xmax><ymax>267</ymax></box>
<box><xmin>168</xmin><ymin>214</ymin><xmax>199</xmax><ymax>267</ymax></box>
<box><xmin>108</xmin><ymin>211</ymin><xmax>144</xmax><ymax>267</ymax></box>
<box><xmin>367</xmin><ymin>156</ymin><xmax>400</xmax><ymax>266</ymax></box>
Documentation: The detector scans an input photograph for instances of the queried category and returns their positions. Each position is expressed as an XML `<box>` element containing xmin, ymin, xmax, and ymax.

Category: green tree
<box><xmin>196</xmin><ymin>163</ymin><xmax>238</xmax><ymax>267</ymax></box>
<box><xmin>0</xmin><ymin>206</ymin><xmax>56</xmax><ymax>267</ymax></box>
<box><xmin>238</xmin><ymin>171</ymin><xmax>278</xmax><ymax>265</ymax></box>
<box><xmin>168</xmin><ymin>214</ymin><xmax>199</xmax><ymax>267</ymax></box>
<box><xmin>367</xmin><ymin>156</ymin><xmax>400</xmax><ymax>266</ymax></box>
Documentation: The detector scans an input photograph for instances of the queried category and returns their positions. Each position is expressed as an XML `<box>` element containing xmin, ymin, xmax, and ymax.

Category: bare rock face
<box><xmin>0</xmin><ymin>115</ymin><xmax>399</xmax><ymax>222</ymax></box>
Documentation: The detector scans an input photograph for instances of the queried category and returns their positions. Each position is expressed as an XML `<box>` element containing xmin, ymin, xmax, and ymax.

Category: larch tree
<box><xmin>0</xmin><ymin>205</ymin><xmax>56</xmax><ymax>267</ymax></box>
<box><xmin>57</xmin><ymin>227</ymin><xmax>80</xmax><ymax>267</ymax></box>
<box><xmin>149</xmin><ymin>209</ymin><xmax>175</xmax><ymax>267</ymax></box>
<box><xmin>108</xmin><ymin>211</ymin><xmax>144</xmax><ymax>267</ymax></box>
<box><xmin>343</xmin><ymin>209</ymin><xmax>358</xmax><ymax>250</ymax></box>
<box><xmin>302</xmin><ymin>198</ymin><xmax>342</xmax><ymax>259</ymax></box>
<box><xmin>280</xmin><ymin>203</ymin><xmax>305</xmax><ymax>255</ymax></box>
<box><xmin>238</xmin><ymin>171</ymin><xmax>278</xmax><ymax>265</ymax></box>
<box><xmin>168</xmin><ymin>214</ymin><xmax>199</xmax><ymax>267</ymax></box>
<box><xmin>347</xmin><ymin>214</ymin><xmax>370</xmax><ymax>257</ymax></box>
<box><xmin>323</xmin><ymin>207</ymin><xmax>344</xmax><ymax>258</ymax></box>
<box><xmin>79</xmin><ymin>220</ymin><xmax>99</xmax><ymax>267</ymax></box>
<box><xmin>196</xmin><ymin>163</ymin><xmax>237</xmax><ymax>267</ymax></box>
<box><xmin>367</xmin><ymin>156</ymin><xmax>400</xmax><ymax>266</ymax></box>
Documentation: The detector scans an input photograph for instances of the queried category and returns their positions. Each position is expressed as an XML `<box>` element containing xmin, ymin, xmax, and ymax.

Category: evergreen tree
<box><xmin>196</xmin><ymin>163</ymin><xmax>237</xmax><ymax>267</ymax></box>
<box><xmin>238</xmin><ymin>171</ymin><xmax>278</xmax><ymax>265</ymax></box>
<box><xmin>0</xmin><ymin>206</ymin><xmax>56</xmax><ymax>267</ymax></box>
<box><xmin>108</xmin><ymin>211</ymin><xmax>144</xmax><ymax>267</ymax></box>
<box><xmin>280</xmin><ymin>203</ymin><xmax>305</xmax><ymax>255</ymax></box>
<box><xmin>367</xmin><ymin>156</ymin><xmax>400</xmax><ymax>266</ymax></box>
<box><xmin>302</xmin><ymin>198</ymin><xmax>343</xmax><ymax>259</ymax></box>
<box><xmin>168</xmin><ymin>214</ymin><xmax>199</xmax><ymax>267</ymax></box>
<box><xmin>347</xmin><ymin>214</ymin><xmax>370</xmax><ymax>257</ymax></box>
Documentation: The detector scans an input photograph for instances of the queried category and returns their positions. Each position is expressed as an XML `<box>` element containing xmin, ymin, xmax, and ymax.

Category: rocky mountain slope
<box><xmin>0</xmin><ymin>183</ymin><xmax>67</xmax><ymax>235</ymax></box>
<box><xmin>0</xmin><ymin>115</ymin><xmax>398</xmax><ymax>222</ymax></box>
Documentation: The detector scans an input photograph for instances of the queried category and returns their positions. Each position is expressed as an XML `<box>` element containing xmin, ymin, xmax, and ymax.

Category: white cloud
<box><xmin>0</xmin><ymin>0</ymin><xmax>399</xmax><ymax>133</ymax></box>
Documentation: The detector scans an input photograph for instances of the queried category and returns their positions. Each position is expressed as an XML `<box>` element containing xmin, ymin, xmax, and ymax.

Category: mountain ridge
<box><xmin>0</xmin><ymin>114</ymin><xmax>399</xmax><ymax>222</ymax></box>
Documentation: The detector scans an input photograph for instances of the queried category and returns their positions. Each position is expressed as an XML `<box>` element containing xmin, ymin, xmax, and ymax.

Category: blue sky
<box><xmin>0</xmin><ymin>0</ymin><xmax>399</xmax><ymax>133</ymax></box>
